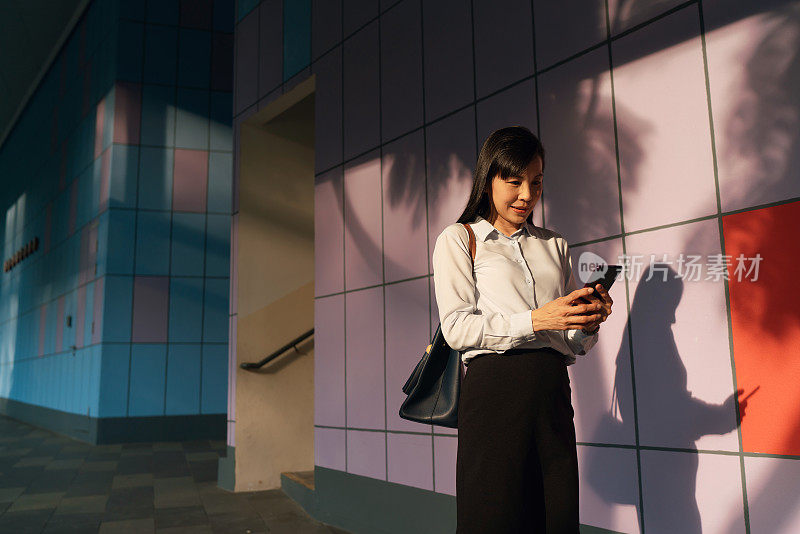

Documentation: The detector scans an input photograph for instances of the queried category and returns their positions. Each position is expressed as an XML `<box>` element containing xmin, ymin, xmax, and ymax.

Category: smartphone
<box><xmin>578</xmin><ymin>264</ymin><xmax>622</xmax><ymax>304</ymax></box>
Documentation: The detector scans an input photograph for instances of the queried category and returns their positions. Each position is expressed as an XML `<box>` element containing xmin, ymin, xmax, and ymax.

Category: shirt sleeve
<box><xmin>432</xmin><ymin>225</ymin><xmax>536</xmax><ymax>352</ymax></box>
<box><xmin>560</xmin><ymin>238</ymin><xmax>599</xmax><ymax>356</ymax></box>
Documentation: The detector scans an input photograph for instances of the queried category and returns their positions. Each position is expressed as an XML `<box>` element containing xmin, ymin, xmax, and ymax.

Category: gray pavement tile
<box><xmin>7</xmin><ymin>491</ymin><xmax>64</xmax><ymax>511</ymax></box>
<box><xmin>0</xmin><ymin>509</ymin><xmax>53</xmax><ymax>534</ymax></box>
<box><xmin>156</xmin><ymin>526</ymin><xmax>213</xmax><ymax>534</ymax></box>
<box><xmin>0</xmin><ymin>486</ymin><xmax>26</xmax><ymax>503</ymax></box>
<box><xmin>13</xmin><ymin>455</ymin><xmax>55</xmax><ymax>467</ymax></box>
<box><xmin>43</xmin><ymin>512</ymin><xmax>104</xmax><ymax>533</ymax></box>
<box><xmin>206</xmin><ymin>510</ymin><xmax>268</xmax><ymax>534</ymax></box>
<box><xmin>99</xmin><ymin>517</ymin><xmax>156</xmax><ymax>534</ymax></box>
<box><xmin>55</xmin><ymin>495</ymin><xmax>109</xmax><ymax>514</ymax></box>
<box><xmin>153</xmin><ymin>505</ymin><xmax>208</xmax><ymax>529</ymax></box>
<box><xmin>113</xmin><ymin>473</ymin><xmax>154</xmax><ymax>489</ymax></box>
<box><xmin>46</xmin><ymin>458</ymin><xmax>85</xmax><ymax>470</ymax></box>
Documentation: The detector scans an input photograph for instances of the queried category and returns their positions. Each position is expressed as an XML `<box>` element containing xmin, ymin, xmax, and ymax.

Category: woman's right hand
<box><xmin>530</xmin><ymin>287</ymin><xmax>603</xmax><ymax>332</ymax></box>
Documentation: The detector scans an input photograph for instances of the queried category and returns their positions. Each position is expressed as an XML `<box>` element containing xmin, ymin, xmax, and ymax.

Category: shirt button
<box><xmin>526</xmin><ymin>279</ymin><xmax>532</xmax><ymax>284</ymax></box>
<box><xmin>516</xmin><ymin>259</ymin><xmax>523</xmax><ymax>263</ymax></box>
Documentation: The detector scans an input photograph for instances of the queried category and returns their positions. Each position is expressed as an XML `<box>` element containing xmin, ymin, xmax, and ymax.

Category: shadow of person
<box><xmin>586</xmin><ymin>264</ymin><xmax>749</xmax><ymax>533</ymax></box>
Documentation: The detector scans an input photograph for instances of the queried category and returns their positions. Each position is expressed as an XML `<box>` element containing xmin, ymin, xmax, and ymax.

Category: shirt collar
<box><xmin>472</xmin><ymin>216</ymin><xmax>535</xmax><ymax>241</ymax></box>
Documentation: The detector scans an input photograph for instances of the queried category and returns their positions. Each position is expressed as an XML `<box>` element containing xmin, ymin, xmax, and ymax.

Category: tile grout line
<box><xmin>697</xmin><ymin>1</ymin><xmax>751</xmax><ymax>531</ymax></box>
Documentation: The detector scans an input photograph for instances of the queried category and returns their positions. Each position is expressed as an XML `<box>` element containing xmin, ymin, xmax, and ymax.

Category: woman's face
<box><xmin>486</xmin><ymin>156</ymin><xmax>543</xmax><ymax>235</ymax></box>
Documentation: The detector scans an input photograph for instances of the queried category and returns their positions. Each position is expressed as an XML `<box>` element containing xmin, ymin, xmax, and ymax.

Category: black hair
<box><xmin>456</xmin><ymin>126</ymin><xmax>545</xmax><ymax>225</ymax></box>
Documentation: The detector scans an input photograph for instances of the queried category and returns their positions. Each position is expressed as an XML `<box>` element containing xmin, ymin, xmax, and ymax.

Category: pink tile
<box><xmin>539</xmin><ymin>48</ymin><xmax>621</xmax><ymax>244</ymax></box>
<box><xmin>607</xmin><ymin>0</ymin><xmax>686</xmax><ymax>35</ymax></box>
<box><xmin>641</xmin><ymin>450</ymin><xmax>745</xmax><ymax>534</ymax></box>
<box><xmin>346</xmin><ymin>429</ymin><xmax>386</xmax><ymax>480</ymax></box>
<box><xmin>68</xmin><ymin>181</ymin><xmax>78</xmax><ymax>236</ymax></box>
<box><xmin>229</xmin><ymin>213</ymin><xmax>238</xmax><ymax>314</ymax></box>
<box><xmin>612</xmin><ymin>6</ymin><xmax>717</xmax><ymax>232</ymax></box>
<box><xmin>113</xmin><ymin>82</ymin><xmax>142</xmax><ymax>145</ymax></box>
<box><xmin>382</xmin><ymin>131</ymin><xmax>428</xmax><ymax>283</ymax></box>
<box><xmin>75</xmin><ymin>286</ymin><xmax>86</xmax><ymax>349</ymax></box>
<box><xmin>315</xmin><ymin>427</ymin><xmax>346</xmax><ymax>471</ymax></box>
<box><xmin>626</xmin><ymin>220</ymin><xmax>738</xmax><ymax>451</ymax></box>
<box><xmin>227</xmin><ymin>314</ymin><xmax>237</xmax><ymax>423</ymax></box>
<box><xmin>533</xmin><ymin>0</ymin><xmax>607</xmax><ymax>70</ymax></box>
<box><xmin>577</xmin><ymin>445</ymin><xmax>640</xmax><ymax>533</ymax></box>
<box><xmin>131</xmin><ymin>276</ymin><xmax>169</xmax><ymax>343</ymax></box>
<box><xmin>704</xmin><ymin>4</ymin><xmax>800</xmax><ymax>212</ymax></box>
<box><xmin>385</xmin><ymin>278</ymin><xmax>432</xmax><ymax>432</ymax></box>
<box><xmin>567</xmin><ymin>238</ymin><xmax>635</xmax><ymax>446</ymax></box>
<box><xmin>744</xmin><ymin>456</ymin><xmax>800</xmax><ymax>534</ymax></box>
<box><xmin>425</xmin><ymin>108</ymin><xmax>475</xmax><ymax>266</ymax></box>
<box><xmin>99</xmin><ymin>149</ymin><xmax>111</xmax><ymax>214</ymax></box>
<box><xmin>475</xmin><ymin>78</ymin><xmax>538</xmax><ymax>145</ymax></box>
<box><xmin>387</xmin><ymin>433</ymin><xmax>433</xmax><ymax>490</ymax></box>
<box><xmin>315</xmin><ymin>295</ymin><xmax>345</xmax><ymax>427</ymax></box>
<box><xmin>345</xmin><ymin>287</ymin><xmax>385</xmax><ymax>430</ymax></box>
<box><xmin>428</xmin><ymin>280</ymin><xmax>457</xmax><ymax>436</ymax></box>
<box><xmin>433</xmin><ymin>435</ymin><xmax>457</xmax><ymax>495</ymax></box>
<box><xmin>315</xmin><ymin>167</ymin><xmax>344</xmax><ymax>296</ymax></box>
<box><xmin>173</xmin><ymin>149</ymin><xmax>208</xmax><ymax>212</ymax></box>
<box><xmin>56</xmin><ymin>296</ymin><xmax>65</xmax><ymax>353</ymax></box>
<box><xmin>227</xmin><ymin>421</ymin><xmax>235</xmax><ymax>447</ymax></box>
<box><xmin>91</xmin><ymin>278</ymin><xmax>104</xmax><ymax>345</ymax></box>
<box><xmin>344</xmin><ymin>152</ymin><xmax>382</xmax><ymax>290</ymax></box>
<box><xmin>79</xmin><ymin>227</ymin><xmax>90</xmax><ymax>285</ymax></box>
<box><xmin>94</xmin><ymin>98</ymin><xmax>106</xmax><ymax>159</ymax></box>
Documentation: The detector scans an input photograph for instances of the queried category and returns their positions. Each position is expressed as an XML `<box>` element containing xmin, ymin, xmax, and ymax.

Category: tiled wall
<box><xmin>232</xmin><ymin>0</ymin><xmax>800</xmax><ymax>532</ymax></box>
<box><xmin>0</xmin><ymin>0</ymin><xmax>234</xmax><ymax>435</ymax></box>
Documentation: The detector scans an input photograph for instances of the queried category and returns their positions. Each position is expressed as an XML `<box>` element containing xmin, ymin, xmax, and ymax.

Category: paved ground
<box><xmin>0</xmin><ymin>416</ymin><xmax>348</xmax><ymax>533</ymax></box>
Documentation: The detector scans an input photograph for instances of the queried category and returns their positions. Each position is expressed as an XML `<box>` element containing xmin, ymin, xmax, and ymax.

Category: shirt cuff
<box><xmin>509</xmin><ymin>310</ymin><xmax>535</xmax><ymax>342</ymax></box>
<box><xmin>571</xmin><ymin>327</ymin><xmax>597</xmax><ymax>344</ymax></box>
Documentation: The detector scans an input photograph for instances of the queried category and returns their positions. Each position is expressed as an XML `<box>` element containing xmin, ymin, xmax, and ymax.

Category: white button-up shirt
<box><xmin>432</xmin><ymin>216</ymin><xmax>598</xmax><ymax>365</ymax></box>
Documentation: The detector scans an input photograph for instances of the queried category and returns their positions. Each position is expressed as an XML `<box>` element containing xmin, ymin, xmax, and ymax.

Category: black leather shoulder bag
<box><xmin>398</xmin><ymin>223</ymin><xmax>476</xmax><ymax>428</ymax></box>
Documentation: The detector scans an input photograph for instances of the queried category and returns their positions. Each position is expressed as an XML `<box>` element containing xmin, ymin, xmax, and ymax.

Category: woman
<box><xmin>432</xmin><ymin>126</ymin><xmax>613</xmax><ymax>533</ymax></box>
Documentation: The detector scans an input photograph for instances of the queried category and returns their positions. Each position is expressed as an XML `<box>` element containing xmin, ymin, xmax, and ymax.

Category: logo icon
<box><xmin>577</xmin><ymin>251</ymin><xmax>608</xmax><ymax>284</ymax></box>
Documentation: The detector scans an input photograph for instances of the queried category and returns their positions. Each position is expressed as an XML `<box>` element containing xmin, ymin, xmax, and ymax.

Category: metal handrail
<box><xmin>240</xmin><ymin>328</ymin><xmax>314</xmax><ymax>370</ymax></box>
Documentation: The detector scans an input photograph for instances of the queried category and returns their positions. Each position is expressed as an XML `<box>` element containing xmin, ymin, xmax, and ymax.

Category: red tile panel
<box><xmin>723</xmin><ymin>200</ymin><xmax>800</xmax><ymax>455</ymax></box>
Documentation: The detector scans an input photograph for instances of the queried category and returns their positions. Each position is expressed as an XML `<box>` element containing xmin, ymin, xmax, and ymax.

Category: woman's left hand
<box><xmin>581</xmin><ymin>284</ymin><xmax>613</xmax><ymax>334</ymax></box>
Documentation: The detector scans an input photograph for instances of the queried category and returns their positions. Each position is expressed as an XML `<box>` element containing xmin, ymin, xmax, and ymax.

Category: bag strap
<box><xmin>460</xmin><ymin>223</ymin><xmax>476</xmax><ymax>264</ymax></box>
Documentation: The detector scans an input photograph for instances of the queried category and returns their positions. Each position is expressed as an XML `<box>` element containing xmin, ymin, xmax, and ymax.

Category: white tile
<box><xmin>314</xmin><ymin>47</ymin><xmax>343</xmax><ymax>173</ymax></box>
<box><xmin>315</xmin><ymin>167</ymin><xmax>344</xmax><ymax>296</ymax></box>
<box><xmin>344</xmin><ymin>153</ymin><xmax>383</xmax><ymax>289</ymax></box>
<box><xmin>744</xmin><ymin>455</ymin><xmax>800</xmax><ymax>534</ymax></box>
<box><xmin>315</xmin><ymin>295</ymin><xmax>346</xmax><ymax>427</ymax></box>
<box><xmin>533</xmin><ymin>0</ymin><xmax>607</xmax><ymax>70</ymax></box>
<box><xmin>343</xmin><ymin>22</ymin><xmax>380</xmax><ymax>160</ymax></box>
<box><xmin>315</xmin><ymin>427</ymin><xmax>346</xmax><ymax>471</ymax></box>
<box><xmin>346</xmin><ymin>429</ymin><xmax>386</xmax><ymax>480</ymax></box>
<box><xmin>577</xmin><ymin>445</ymin><xmax>641</xmax><ymax>533</ymax></box>
<box><xmin>345</xmin><ymin>287</ymin><xmax>385</xmax><ymax>429</ymax></box>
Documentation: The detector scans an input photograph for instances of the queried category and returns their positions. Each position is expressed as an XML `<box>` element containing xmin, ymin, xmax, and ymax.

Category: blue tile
<box><xmin>283</xmin><ymin>0</ymin><xmax>312</xmax><ymax>80</ymax></box>
<box><xmin>205</xmin><ymin>214</ymin><xmax>230</xmax><ymax>276</ymax></box>
<box><xmin>144</xmin><ymin>25</ymin><xmax>178</xmax><ymax>85</ymax></box>
<box><xmin>168</xmin><ymin>277</ymin><xmax>204</xmax><ymax>342</ymax></box>
<box><xmin>128</xmin><ymin>343</ymin><xmax>167</xmax><ymax>416</ymax></box>
<box><xmin>102</xmin><ymin>275</ymin><xmax>133</xmax><ymax>342</ymax></box>
<box><xmin>95</xmin><ymin>211</ymin><xmax>110</xmax><ymax>278</ymax></box>
<box><xmin>165</xmin><ymin>344</ymin><xmax>201</xmax><ymax>414</ymax></box>
<box><xmin>120</xmin><ymin>0</ymin><xmax>146</xmax><ymax>21</ymax></box>
<box><xmin>201</xmin><ymin>344</ymin><xmax>227</xmax><ymax>413</ymax></box>
<box><xmin>117</xmin><ymin>21</ymin><xmax>144</xmax><ymax>82</ymax></box>
<box><xmin>135</xmin><ymin>211</ymin><xmax>171</xmax><ymax>275</ymax></box>
<box><xmin>207</xmin><ymin>152</ymin><xmax>232</xmax><ymax>213</ymax></box>
<box><xmin>75</xmin><ymin>166</ymin><xmax>94</xmax><ymax>230</ymax></box>
<box><xmin>214</xmin><ymin>0</ymin><xmax>235</xmax><ymax>31</ymax></box>
<box><xmin>209</xmin><ymin>92</ymin><xmax>232</xmax><ymax>151</ymax></box>
<box><xmin>202</xmin><ymin>278</ymin><xmax>228</xmax><ymax>343</ymax></box>
<box><xmin>109</xmin><ymin>145</ymin><xmax>139</xmax><ymax>209</ymax></box>
<box><xmin>175</xmin><ymin>89</ymin><xmax>209</xmax><ymax>149</ymax></box>
<box><xmin>138</xmin><ymin>147</ymin><xmax>174</xmax><ymax>210</ymax></box>
<box><xmin>83</xmin><ymin>281</ymin><xmax>95</xmax><ymax>347</ymax></box>
<box><xmin>140</xmin><ymin>84</ymin><xmax>176</xmax><ymax>147</ymax></box>
<box><xmin>107</xmin><ymin>209</ymin><xmax>136</xmax><ymax>274</ymax></box>
<box><xmin>178</xmin><ymin>29</ymin><xmax>211</xmax><ymax>88</ymax></box>
<box><xmin>238</xmin><ymin>0</ymin><xmax>260</xmax><ymax>21</ymax></box>
<box><xmin>98</xmin><ymin>343</ymin><xmax>130</xmax><ymax>417</ymax></box>
<box><xmin>147</xmin><ymin>0</ymin><xmax>179</xmax><ymax>25</ymax></box>
<box><xmin>171</xmin><ymin>213</ymin><xmax>205</xmax><ymax>276</ymax></box>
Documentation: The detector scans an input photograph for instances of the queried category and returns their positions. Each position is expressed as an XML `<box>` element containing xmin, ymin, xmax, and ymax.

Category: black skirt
<box><xmin>456</xmin><ymin>347</ymin><xmax>579</xmax><ymax>534</ymax></box>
